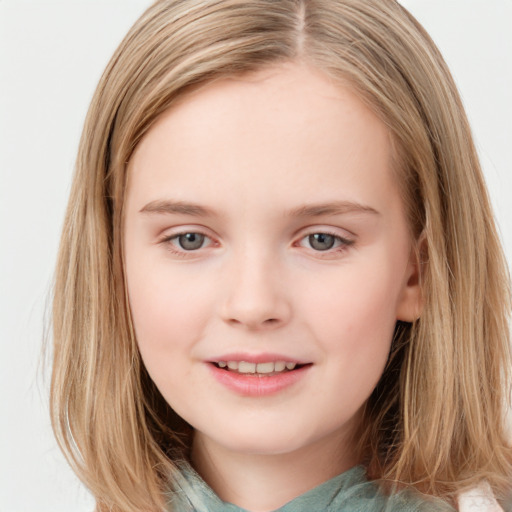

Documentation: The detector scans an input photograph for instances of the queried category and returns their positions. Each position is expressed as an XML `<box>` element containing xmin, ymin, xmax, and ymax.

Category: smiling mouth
<box><xmin>212</xmin><ymin>361</ymin><xmax>309</xmax><ymax>376</ymax></box>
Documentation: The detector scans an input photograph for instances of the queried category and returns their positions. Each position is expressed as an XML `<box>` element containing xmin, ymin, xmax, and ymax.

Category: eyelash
<box><xmin>158</xmin><ymin>230</ymin><xmax>354</xmax><ymax>257</ymax></box>
<box><xmin>296</xmin><ymin>231</ymin><xmax>354</xmax><ymax>256</ymax></box>
<box><xmin>159</xmin><ymin>231</ymin><xmax>215</xmax><ymax>258</ymax></box>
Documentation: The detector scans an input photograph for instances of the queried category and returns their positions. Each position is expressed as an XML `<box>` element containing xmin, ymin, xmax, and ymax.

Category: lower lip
<box><xmin>208</xmin><ymin>364</ymin><xmax>311</xmax><ymax>396</ymax></box>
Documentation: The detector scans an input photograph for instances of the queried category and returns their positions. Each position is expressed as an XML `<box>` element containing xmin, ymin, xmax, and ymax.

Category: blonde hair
<box><xmin>51</xmin><ymin>0</ymin><xmax>512</xmax><ymax>510</ymax></box>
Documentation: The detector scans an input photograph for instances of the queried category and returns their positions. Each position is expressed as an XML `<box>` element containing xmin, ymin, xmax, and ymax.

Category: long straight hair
<box><xmin>51</xmin><ymin>0</ymin><xmax>512</xmax><ymax>510</ymax></box>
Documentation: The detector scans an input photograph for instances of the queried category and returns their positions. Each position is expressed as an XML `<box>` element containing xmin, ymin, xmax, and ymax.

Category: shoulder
<box><xmin>457</xmin><ymin>483</ymin><xmax>506</xmax><ymax>512</ymax></box>
<box><xmin>325</xmin><ymin>470</ymin><xmax>456</xmax><ymax>512</ymax></box>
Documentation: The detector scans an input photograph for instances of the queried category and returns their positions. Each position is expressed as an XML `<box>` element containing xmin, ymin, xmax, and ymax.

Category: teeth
<box><xmin>274</xmin><ymin>361</ymin><xmax>286</xmax><ymax>372</ymax></box>
<box><xmin>216</xmin><ymin>360</ymin><xmax>299</xmax><ymax>374</ymax></box>
<box><xmin>256</xmin><ymin>362</ymin><xmax>274</xmax><ymax>374</ymax></box>
<box><xmin>238</xmin><ymin>361</ymin><xmax>256</xmax><ymax>373</ymax></box>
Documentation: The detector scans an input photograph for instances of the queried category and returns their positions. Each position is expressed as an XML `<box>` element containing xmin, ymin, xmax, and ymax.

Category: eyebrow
<box><xmin>139</xmin><ymin>199</ymin><xmax>379</xmax><ymax>218</ymax></box>
<box><xmin>139</xmin><ymin>200</ymin><xmax>216</xmax><ymax>217</ymax></box>
<box><xmin>287</xmin><ymin>201</ymin><xmax>380</xmax><ymax>218</ymax></box>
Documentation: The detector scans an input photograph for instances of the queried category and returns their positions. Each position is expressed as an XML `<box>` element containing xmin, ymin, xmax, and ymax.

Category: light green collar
<box><xmin>167</xmin><ymin>462</ymin><xmax>455</xmax><ymax>512</ymax></box>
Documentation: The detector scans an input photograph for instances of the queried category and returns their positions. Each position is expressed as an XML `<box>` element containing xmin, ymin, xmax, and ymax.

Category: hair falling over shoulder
<box><xmin>50</xmin><ymin>0</ymin><xmax>512</xmax><ymax>510</ymax></box>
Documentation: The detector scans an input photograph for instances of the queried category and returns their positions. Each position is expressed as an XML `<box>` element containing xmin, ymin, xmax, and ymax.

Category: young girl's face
<box><xmin>124</xmin><ymin>62</ymin><xmax>421</xmax><ymax>463</ymax></box>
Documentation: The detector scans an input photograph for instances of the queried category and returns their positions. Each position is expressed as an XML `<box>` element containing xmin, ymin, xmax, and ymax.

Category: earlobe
<box><xmin>396</xmin><ymin>235</ymin><xmax>426</xmax><ymax>322</ymax></box>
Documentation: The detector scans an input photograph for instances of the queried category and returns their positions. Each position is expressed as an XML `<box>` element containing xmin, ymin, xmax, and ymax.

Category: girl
<box><xmin>50</xmin><ymin>0</ymin><xmax>512</xmax><ymax>511</ymax></box>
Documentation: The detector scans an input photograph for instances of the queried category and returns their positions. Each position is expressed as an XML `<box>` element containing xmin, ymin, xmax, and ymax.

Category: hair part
<box><xmin>51</xmin><ymin>1</ymin><xmax>512</xmax><ymax>510</ymax></box>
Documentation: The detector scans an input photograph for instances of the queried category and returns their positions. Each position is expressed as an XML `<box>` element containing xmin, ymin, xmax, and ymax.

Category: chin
<box><xmin>219</xmin><ymin>435</ymin><xmax>309</xmax><ymax>456</ymax></box>
<box><xmin>196</xmin><ymin>417</ymin><xmax>332</xmax><ymax>457</ymax></box>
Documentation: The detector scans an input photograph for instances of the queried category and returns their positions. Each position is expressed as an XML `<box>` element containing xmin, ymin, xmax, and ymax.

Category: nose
<box><xmin>219</xmin><ymin>250</ymin><xmax>292</xmax><ymax>331</ymax></box>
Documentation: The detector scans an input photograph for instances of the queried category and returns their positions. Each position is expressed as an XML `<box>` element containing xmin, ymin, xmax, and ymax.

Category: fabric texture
<box><xmin>457</xmin><ymin>483</ymin><xmax>505</xmax><ymax>512</ymax></box>
<box><xmin>166</xmin><ymin>463</ymin><xmax>456</xmax><ymax>512</ymax></box>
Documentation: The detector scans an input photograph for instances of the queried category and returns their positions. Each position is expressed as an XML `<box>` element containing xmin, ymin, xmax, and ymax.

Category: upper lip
<box><xmin>207</xmin><ymin>353</ymin><xmax>311</xmax><ymax>364</ymax></box>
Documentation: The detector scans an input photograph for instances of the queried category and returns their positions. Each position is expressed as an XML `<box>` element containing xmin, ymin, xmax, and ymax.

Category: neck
<box><xmin>190</xmin><ymin>428</ymin><xmax>360</xmax><ymax>512</ymax></box>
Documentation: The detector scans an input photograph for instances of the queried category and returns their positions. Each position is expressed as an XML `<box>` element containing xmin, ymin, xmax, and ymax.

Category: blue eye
<box><xmin>174</xmin><ymin>233</ymin><xmax>207</xmax><ymax>250</ymax></box>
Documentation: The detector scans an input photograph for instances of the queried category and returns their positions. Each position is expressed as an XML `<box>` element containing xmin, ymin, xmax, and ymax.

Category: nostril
<box><xmin>225</xmin><ymin>317</ymin><xmax>281</xmax><ymax>329</ymax></box>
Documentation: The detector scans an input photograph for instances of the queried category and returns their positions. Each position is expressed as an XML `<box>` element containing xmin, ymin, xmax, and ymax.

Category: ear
<box><xmin>396</xmin><ymin>233</ymin><xmax>426</xmax><ymax>322</ymax></box>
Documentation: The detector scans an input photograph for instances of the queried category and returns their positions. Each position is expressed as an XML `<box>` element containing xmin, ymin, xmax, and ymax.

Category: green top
<box><xmin>167</xmin><ymin>463</ymin><xmax>456</xmax><ymax>512</ymax></box>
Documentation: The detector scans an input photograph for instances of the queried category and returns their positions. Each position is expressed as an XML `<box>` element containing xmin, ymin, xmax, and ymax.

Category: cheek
<box><xmin>125</xmin><ymin>264</ymin><xmax>217</xmax><ymax>409</ymax></box>
<box><xmin>126</xmin><ymin>261</ymin><xmax>214</xmax><ymax>356</ymax></box>
<box><xmin>299</xmin><ymin>257</ymin><xmax>403</xmax><ymax>364</ymax></box>
<box><xmin>300</xmin><ymin>267</ymin><xmax>400</xmax><ymax>417</ymax></box>
<box><xmin>308</xmin><ymin>272</ymin><xmax>398</xmax><ymax>333</ymax></box>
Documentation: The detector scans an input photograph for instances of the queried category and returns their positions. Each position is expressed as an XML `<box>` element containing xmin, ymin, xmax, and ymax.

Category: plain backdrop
<box><xmin>1</xmin><ymin>1</ymin><xmax>511</xmax><ymax>511</ymax></box>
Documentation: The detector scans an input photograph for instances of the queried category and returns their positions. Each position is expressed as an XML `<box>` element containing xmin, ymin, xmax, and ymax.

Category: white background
<box><xmin>0</xmin><ymin>1</ymin><xmax>511</xmax><ymax>511</ymax></box>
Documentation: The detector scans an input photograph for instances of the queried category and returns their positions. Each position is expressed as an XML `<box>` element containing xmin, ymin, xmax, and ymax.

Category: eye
<box><xmin>162</xmin><ymin>232</ymin><xmax>212</xmax><ymax>252</ymax></box>
<box><xmin>177</xmin><ymin>233</ymin><xmax>206</xmax><ymax>250</ymax></box>
<box><xmin>308</xmin><ymin>233</ymin><xmax>336</xmax><ymax>251</ymax></box>
<box><xmin>298</xmin><ymin>231</ymin><xmax>354</xmax><ymax>253</ymax></box>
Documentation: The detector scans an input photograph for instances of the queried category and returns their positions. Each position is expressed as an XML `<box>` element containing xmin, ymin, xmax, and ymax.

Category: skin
<box><xmin>124</xmin><ymin>61</ymin><xmax>422</xmax><ymax>511</ymax></box>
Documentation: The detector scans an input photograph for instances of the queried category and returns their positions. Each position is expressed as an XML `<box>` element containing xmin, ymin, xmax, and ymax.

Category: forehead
<box><xmin>126</xmin><ymin>62</ymin><xmax>400</xmax><ymax>218</ymax></box>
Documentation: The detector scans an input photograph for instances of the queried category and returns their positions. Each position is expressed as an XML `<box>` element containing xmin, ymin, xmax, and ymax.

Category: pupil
<box><xmin>178</xmin><ymin>233</ymin><xmax>205</xmax><ymax>250</ymax></box>
<box><xmin>309</xmin><ymin>233</ymin><xmax>335</xmax><ymax>251</ymax></box>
